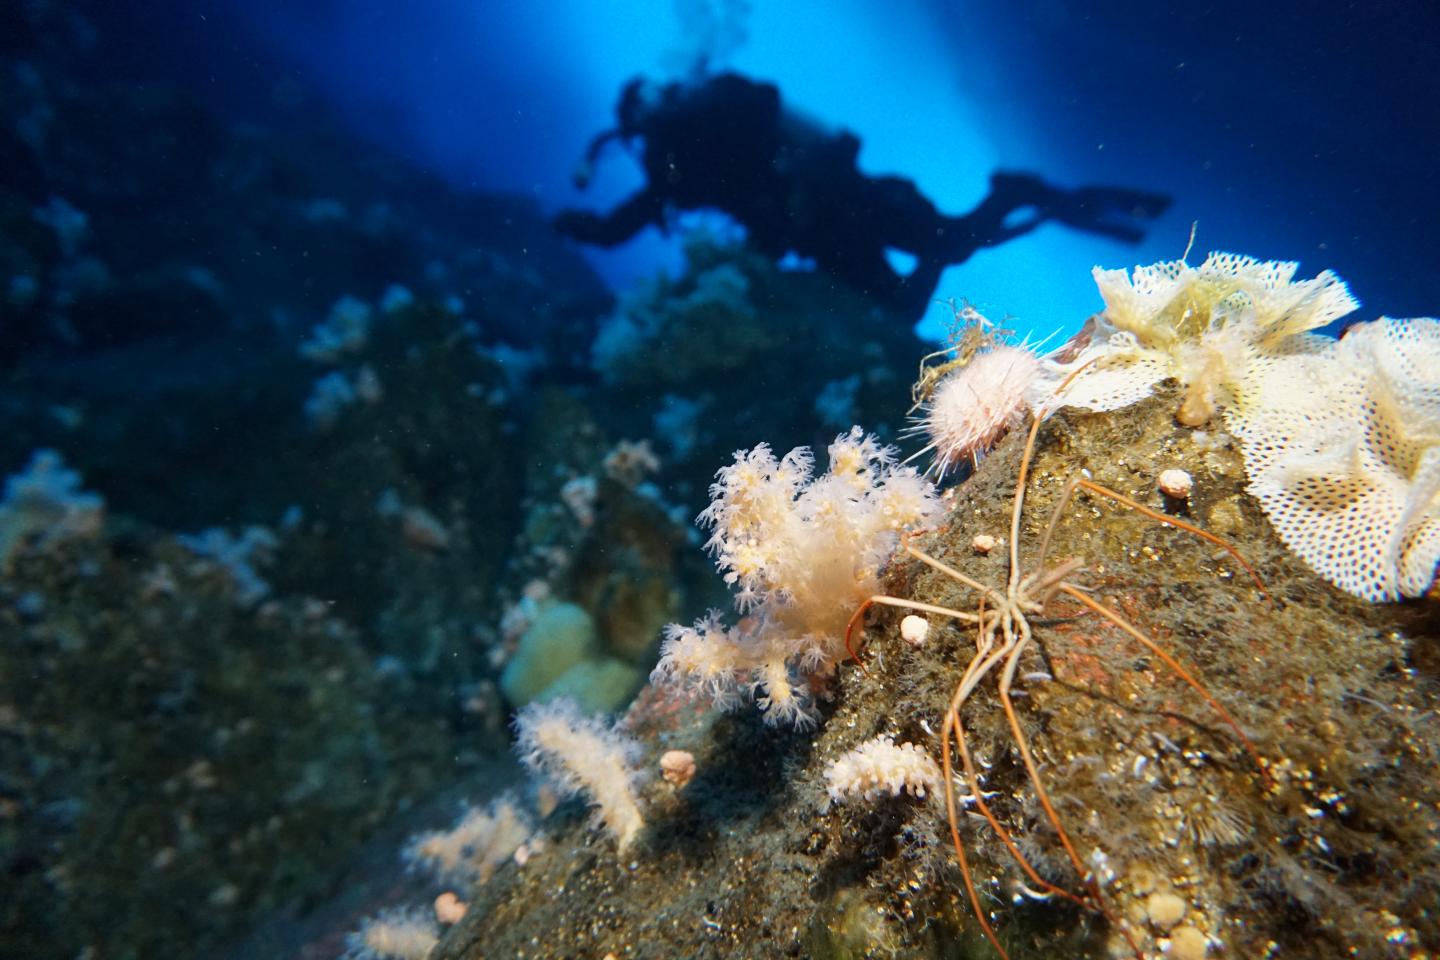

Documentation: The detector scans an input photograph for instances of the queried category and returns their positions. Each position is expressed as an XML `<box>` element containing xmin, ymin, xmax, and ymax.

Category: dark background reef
<box><xmin>0</xmin><ymin>7</ymin><xmax>933</xmax><ymax>958</ymax></box>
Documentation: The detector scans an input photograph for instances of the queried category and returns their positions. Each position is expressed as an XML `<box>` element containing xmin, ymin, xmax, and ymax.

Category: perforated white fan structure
<box><xmin>1036</xmin><ymin>252</ymin><xmax>1440</xmax><ymax>600</ymax></box>
<box><xmin>1040</xmin><ymin>252</ymin><xmax>1359</xmax><ymax>420</ymax></box>
<box><xmin>1230</xmin><ymin>318</ymin><xmax>1440</xmax><ymax>601</ymax></box>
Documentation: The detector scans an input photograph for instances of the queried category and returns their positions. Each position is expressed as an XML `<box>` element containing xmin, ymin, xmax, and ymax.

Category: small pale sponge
<box><xmin>433</xmin><ymin>891</ymin><xmax>467</xmax><ymax>925</ymax></box>
<box><xmin>659</xmin><ymin>749</ymin><xmax>697</xmax><ymax>787</ymax></box>
<box><xmin>1233</xmin><ymin>316</ymin><xmax>1440</xmax><ymax>601</ymax></box>
<box><xmin>1145</xmin><ymin>890</ymin><xmax>1188</xmax><ymax>930</ymax></box>
<box><xmin>899</xmin><ymin>614</ymin><xmax>929</xmax><ymax>647</ymax></box>
<box><xmin>1157</xmin><ymin>468</ymin><xmax>1193</xmax><ymax>499</ymax></box>
<box><xmin>823</xmin><ymin>735</ymin><xmax>941</xmax><ymax>804</ymax></box>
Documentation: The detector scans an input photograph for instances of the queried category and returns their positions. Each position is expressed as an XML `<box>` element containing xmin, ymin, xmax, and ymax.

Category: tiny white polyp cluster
<box><xmin>823</xmin><ymin>735</ymin><xmax>941</xmax><ymax>804</ymax></box>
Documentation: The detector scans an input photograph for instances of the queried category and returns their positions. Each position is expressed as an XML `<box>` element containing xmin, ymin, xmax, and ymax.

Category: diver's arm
<box><xmin>572</xmin><ymin>129</ymin><xmax>621</xmax><ymax>189</ymax></box>
<box><xmin>553</xmin><ymin>188</ymin><xmax>664</xmax><ymax>246</ymax></box>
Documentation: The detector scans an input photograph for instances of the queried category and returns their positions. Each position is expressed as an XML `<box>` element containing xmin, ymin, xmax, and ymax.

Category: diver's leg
<box><xmin>1055</xmin><ymin>185</ymin><xmax>1172</xmax><ymax>243</ymax></box>
<box><xmin>862</xmin><ymin>176</ymin><xmax>949</xmax><ymax>251</ymax></box>
<box><xmin>955</xmin><ymin>172</ymin><xmax>1171</xmax><ymax>249</ymax></box>
<box><xmin>816</xmin><ymin>239</ymin><xmax>945</xmax><ymax>320</ymax></box>
<box><xmin>892</xmin><ymin>256</ymin><xmax>947</xmax><ymax>318</ymax></box>
<box><xmin>961</xmin><ymin>172</ymin><xmax>1058</xmax><ymax>240</ymax></box>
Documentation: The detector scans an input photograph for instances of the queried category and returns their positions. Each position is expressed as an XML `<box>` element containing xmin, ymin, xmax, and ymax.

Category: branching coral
<box><xmin>652</xmin><ymin>427</ymin><xmax>942</xmax><ymax>726</ymax></box>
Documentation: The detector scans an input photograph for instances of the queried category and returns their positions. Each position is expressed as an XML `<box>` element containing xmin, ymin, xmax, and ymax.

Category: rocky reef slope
<box><xmin>440</xmin><ymin>386</ymin><xmax>1439</xmax><ymax>959</ymax></box>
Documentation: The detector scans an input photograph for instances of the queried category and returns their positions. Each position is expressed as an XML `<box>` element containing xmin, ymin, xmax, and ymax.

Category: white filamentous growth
<box><xmin>514</xmin><ymin>698</ymin><xmax>646</xmax><ymax>852</ymax></box>
<box><xmin>344</xmin><ymin>908</ymin><xmax>439</xmax><ymax>960</ymax></box>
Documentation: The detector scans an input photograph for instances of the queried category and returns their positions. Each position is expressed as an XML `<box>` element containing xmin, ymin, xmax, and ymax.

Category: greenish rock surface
<box><xmin>0</xmin><ymin>531</ymin><xmax>470</xmax><ymax>960</ymax></box>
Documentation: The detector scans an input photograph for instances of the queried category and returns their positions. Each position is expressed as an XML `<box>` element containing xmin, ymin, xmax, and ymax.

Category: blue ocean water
<box><xmin>2</xmin><ymin>2</ymin><xmax>1437</xmax><ymax>958</ymax></box>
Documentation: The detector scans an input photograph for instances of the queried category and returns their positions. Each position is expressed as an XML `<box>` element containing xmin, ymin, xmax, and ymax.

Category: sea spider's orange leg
<box><xmin>1077</xmin><ymin>478</ymin><xmax>1271</xmax><ymax>604</ymax></box>
<box><xmin>1057</xmin><ymin>583</ymin><xmax>1274</xmax><ymax>789</ymax></box>
<box><xmin>903</xmin><ymin>544</ymin><xmax>1001</xmax><ymax>599</ymax></box>
<box><xmin>941</xmin><ymin>594</ymin><xmax>1015</xmax><ymax>960</ymax></box>
<box><xmin>944</xmin><ymin>635</ymin><xmax>1094</xmax><ymax>912</ymax></box>
<box><xmin>946</xmin><ymin>702</ymin><xmax>1093</xmax><ymax>912</ymax></box>
<box><xmin>994</xmin><ymin>623</ymin><xmax>1146</xmax><ymax>960</ymax></box>
<box><xmin>1031</xmin><ymin>473</ymin><xmax>1270</xmax><ymax>605</ymax></box>
<box><xmin>994</xmin><ymin>625</ymin><xmax>1097</xmax><ymax>888</ymax></box>
<box><xmin>942</xmin><ymin>706</ymin><xmax>1010</xmax><ymax>959</ymax></box>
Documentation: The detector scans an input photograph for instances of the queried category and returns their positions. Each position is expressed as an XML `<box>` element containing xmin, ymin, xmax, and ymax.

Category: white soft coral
<box><xmin>823</xmin><ymin>735</ymin><xmax>941</xmax><ymax>805</ymax></box>
<box><xmin>403</xmin><ymin>794</ymin><xmax>533</xmax><ymax>886</ymax></box>
<box><xmin>654</xmin><ymin>427</ymin><xmax>942</xmax><ymax>726</ymax></box>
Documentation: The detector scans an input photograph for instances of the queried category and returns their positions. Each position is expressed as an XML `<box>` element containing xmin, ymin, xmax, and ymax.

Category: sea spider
<box><xmin>844</xmin><ymin>384</ymin><xmax>1274</xmax><ymax>959</ymax></box>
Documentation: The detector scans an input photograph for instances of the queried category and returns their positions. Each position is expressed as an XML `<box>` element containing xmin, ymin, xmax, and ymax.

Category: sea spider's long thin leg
<box><xmin>1004</xmin><ymin>357</ymin><xmax>1103</xmax><ymax>585</ymax></box>
<box><xmin>942</xmin><ymin>595</ymin><xmax>1017</xmax><ymax>960</ymax></box>
<box><xmin>994</xmin><ymin>615</ymin><xmax>1147</xmax><ymax>960</ymax></box>
<box><xmin>1033</xmin><ymin>475</ymin><xmax>1271</xmax><ymax>604</ymax></box>
<box><xmin>993</xmin><ymin>615</ymin><xmax>1093</xmax><ymax>889</ymax></box>
<box><xmin>943</xmin><ymin>609</ymin><xmax>1094</xmax><ymax>913</ymax></box>
<box><xmin>1006</xmin><ymin>415</ymin><xmax>1047</xmax><ymax>592</ymax></box>
<box><xmin>946</xmin><ymin>704</ymin><xmax>1093</xmax><ymax>909</ymax></box>
<box><xmin>1056</xmin><ymin>583</ymin><xmax>1274</xmax><ymax>788</ymax></box>
<box><xmin>942</xmin><ymin>696</ymin><xmax>1010</xmax><ymax>960</ymax></box>
<box><xmin>903</xmin><ymin>544</ymin><xmax>1004</xmax><ymax>601</ymax></box>
<box><xmin>843</xmin><ymin>539</ymin><xmax>1003</xmax><ymax>667</ymax></box>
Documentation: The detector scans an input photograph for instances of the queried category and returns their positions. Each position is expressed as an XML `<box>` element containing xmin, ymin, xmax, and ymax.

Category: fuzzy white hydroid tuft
<box><xmin>823</xmin><ymin>735</ymin><xmax>941</xmax><ymax>804</ymax></box>
<box><xmin>514</xmin><ymin>698</ymin><xmax>646</xmax><ymax>851</ymax></box>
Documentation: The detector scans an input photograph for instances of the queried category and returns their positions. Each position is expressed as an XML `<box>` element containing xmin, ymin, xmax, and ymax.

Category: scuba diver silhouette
<box><xmin>555</xmin><ymin>73</ymin><xmax>1171</xmax><ymax>319</ymax></box>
